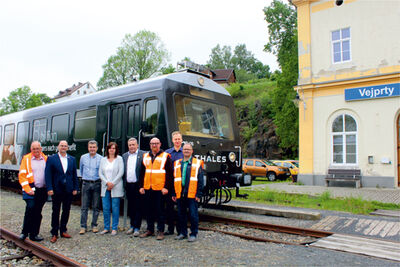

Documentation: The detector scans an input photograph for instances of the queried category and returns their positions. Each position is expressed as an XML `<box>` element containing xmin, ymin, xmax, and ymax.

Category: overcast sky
<box><xmin>0</xmin><ymin>0</ymin><xmax>277</xmax><ymax>100</ymax></box>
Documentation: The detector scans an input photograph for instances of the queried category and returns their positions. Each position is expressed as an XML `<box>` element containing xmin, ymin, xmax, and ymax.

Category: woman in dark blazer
<box><xmin>99</xmin><ymin>142</ymin><xmax>124</xmax><ymax>235</ymax></box>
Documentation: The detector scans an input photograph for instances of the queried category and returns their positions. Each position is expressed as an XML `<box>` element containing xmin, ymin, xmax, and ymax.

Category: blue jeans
<box><xmin>177</xmin><ymin>198</ymin><xmax>199</xmax><ymax>237</ymax></box>
<box><xmin>102</xmin><ymin>190</ymin><xmax>120</xmax><ymax>231</ymax></box>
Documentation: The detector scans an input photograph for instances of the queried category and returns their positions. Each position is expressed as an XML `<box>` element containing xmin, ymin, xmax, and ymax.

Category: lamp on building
<box><xmin>292</xmin><ymin>90</ymin><xmax>307</xmax><ymax>110</ymax></box>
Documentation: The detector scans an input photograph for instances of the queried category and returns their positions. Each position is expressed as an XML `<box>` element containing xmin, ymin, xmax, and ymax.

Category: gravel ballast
<box><xmin>1</xmin><ymin>190</ymin><xmax>398</xmax><ymax>266</ymax></box>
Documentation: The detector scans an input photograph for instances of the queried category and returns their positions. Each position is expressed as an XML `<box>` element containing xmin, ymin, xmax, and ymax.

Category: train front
<box><xmin>165</xmin><ymin>73</ymin><xmax>252</xmax><ymax>204</ymax></box>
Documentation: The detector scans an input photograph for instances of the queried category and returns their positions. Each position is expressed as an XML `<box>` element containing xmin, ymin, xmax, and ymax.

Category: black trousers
<box><xmin>51</xmin><ymin>190</ymin><xmax>73</xmax><ymax>236</ymax></box>
<box><xmin>143</xmin><ymin>189</ymin><xmax>164</xmax><ymax>233</ymax></box>
<box><xmin>164</xmin><ymin>193</ymin><xmax>177</xmax><ymax>233</ymax></box>
<box><xmin>126</xmin><ymin>182</ymin><xmax>142</xmax><ymax>230</ymax></box>
<box><xmin>21</xmin><ymin>188</ymin><xmax>48</xmax><ymax>237</ymax></box>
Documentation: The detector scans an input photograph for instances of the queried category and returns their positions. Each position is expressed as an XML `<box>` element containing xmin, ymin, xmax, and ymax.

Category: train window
<box><xmin>175</xmin><ymin>95</ymin><xmax>234</xmax><ymax>140</ymax></box>
<box><xmin>17</xmin><ymin>121</ymin><xmax>29</xmax><ymax>145</ymax></box>
<box><xmin>246</xmin><ymin>160</ymin><xmax>254</xmax><ymax>166</ymax></box>
<box><xmin>33</xmin><ymin>119</ymin><xmax>47</xmax><ymax>142</ymax></box>
<box><xmin>51</xmin><ymin>114</ymin><xmax>69</xmax><ymax>142</ymax></box>
<box><xmin>4</xmin><ymin>124</ymin><xmax>15</xmax><ymax>145</ymax></box>
<box><xmin>144</xmin><ymin>99</ymin><xmax>158</xmax><ymax>135</ymax></box>
<box><xmin>75</xmin><ymin>108</ymin><xmax>96</xmax><ymax>140</ymax></box>
<box><xmin>127</xmin><ymin>104</ymin><xmax>140</xmax><ymax>137</ymax></box>
<box><xmin>111</xmin><ymin>106</ymin><xmax>122</xmax><ymax>139</ymax></box>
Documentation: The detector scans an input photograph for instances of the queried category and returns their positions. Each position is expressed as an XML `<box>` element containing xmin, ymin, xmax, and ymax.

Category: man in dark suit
<box><xmin>122</xmin><ymin>138</ymin><xmax>145</xmax><ymax>237</ymax></box>
<box><xmin>45</xmin><ymin>140</ymin><xmax>79</xmax><ymax>243</ymax></box>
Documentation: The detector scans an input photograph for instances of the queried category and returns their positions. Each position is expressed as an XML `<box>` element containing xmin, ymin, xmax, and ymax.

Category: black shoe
<box><xmin>164</xmin><ymin>230</ymin><xmax>174</xmax><ymax>236</ymax></box>
<box><xmin>29</xmin><ymin>235</ymin><xmax>44</xmax><ymax>242</ymax></box>
<box><xmin>19</xmin><ymin>233</ymin><xmax>27</xmax><ymax>240</ymax></box>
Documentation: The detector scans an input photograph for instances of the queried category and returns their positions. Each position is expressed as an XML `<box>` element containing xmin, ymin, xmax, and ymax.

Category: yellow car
<box><xmin>272</xmin><ymin>160</ymin><xmax>299</xmax><ymax>182</ymax></box>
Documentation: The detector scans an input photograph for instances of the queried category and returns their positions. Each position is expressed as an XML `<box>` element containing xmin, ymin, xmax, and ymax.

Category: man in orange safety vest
<box><xmin>172</xmin><ymin>142</ymin><xmax>204</xmax><ymax>242</ymax></box>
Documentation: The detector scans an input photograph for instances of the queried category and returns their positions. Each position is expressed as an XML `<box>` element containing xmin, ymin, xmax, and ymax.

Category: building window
<box><xmin>332</xmin><ymin>114</ymin><xmax>357</xmax><ymax>164</ymax></box>
<box><xmin>74</xmin><ymin>108</ymin><xmax>96</xmax><ymax>140</ymax></box>
<box><xmin>332</xmin><ymin>27</ymin><xmax>351</xmax><ymax>63</ymax></box>
<box><xmin>17</xmin><ymin>121</ymin><xmax>29</xmax><ymax>145</ymax></box>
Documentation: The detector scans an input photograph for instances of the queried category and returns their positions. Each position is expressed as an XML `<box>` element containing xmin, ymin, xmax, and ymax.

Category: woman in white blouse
<box><xmin>99</xmin><ymin>142</ymin><xmax>124</xmax><ymax>235</ymax></box>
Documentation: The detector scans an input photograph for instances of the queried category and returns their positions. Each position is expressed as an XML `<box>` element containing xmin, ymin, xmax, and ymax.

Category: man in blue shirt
<box><xmin>165</xmin><ymin>131</ymin><xmax>184</xmax><ymax>235</ymax></box>
<box><xmin>79</xmin><ymin>140</ymin><xmax>102</xmax><ymax>234</ymax></box>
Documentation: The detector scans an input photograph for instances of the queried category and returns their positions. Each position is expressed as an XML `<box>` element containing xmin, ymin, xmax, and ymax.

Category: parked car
<box><xmin>242</xmin><ymin>158</ymin><xmax>291</xmax><ymax>181</ymax></box>
<box><xmin>272</xmin><ymin>160</ymin><xmax>299</xmax><ymax>182</ymax></box>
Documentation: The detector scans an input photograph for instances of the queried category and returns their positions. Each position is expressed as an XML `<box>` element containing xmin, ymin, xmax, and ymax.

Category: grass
<box><xmin>234</xmin><ymin>187</ymin><xmax>400</xmax><ymax>215</ymax></box>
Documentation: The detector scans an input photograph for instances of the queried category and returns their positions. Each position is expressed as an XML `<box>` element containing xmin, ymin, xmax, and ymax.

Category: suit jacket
<box><xmin>99</xmin><ymin>156</ymin><xmax>124</xmax><ymax>198</ymax></box>
<box><xmin>45</xmin><ymin>153</ymin><xmax>79</xmax><ymax>194</ymax></box>
<box><xmin>122</xmin><ymin>150</ymin><xmax>144</xmax><ymax>188</ymax></box>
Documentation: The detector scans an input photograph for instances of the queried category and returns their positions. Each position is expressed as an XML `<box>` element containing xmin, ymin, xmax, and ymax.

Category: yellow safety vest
<box><xmin>143</xmin><ymin>152</ymin><xmax>169</xmax><ymax>191</ymax></box>
<box><xmin>174</xmin><ymin>157</ymin><xmax>201</xmax><ymax>199</ymax></box>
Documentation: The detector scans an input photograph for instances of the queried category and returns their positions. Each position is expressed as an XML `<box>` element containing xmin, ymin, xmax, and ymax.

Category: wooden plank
<box><xmin>363</xmin><ymin>220</ymin><xmax>382</xmax><ymax>235</ymax></box>
<box><xmin>369</xmin><ymin>221</ymin><xmax>389</xmax><ymax>236</ymax></box>
<box><xmin>386</xmin><ymin>222</ymin><xmax>400</xmax><ymax>237</ymax></box>
<box><xmin>311</xmin><ymin>234</ymin><xmax>400</xmax><ymax>261</ymax></box>
<box><xmin>379</xmin><ymin>222</ymin><xmax>396</xmax><ymax>238</ymax></box>
<box><xmin>370</xmin><ymin>209</ymin><xmax>400</xmax><ymax>218</ymax></box>
<box><xmin>355</xmin><ymin>219</ymin><xmax>372</xmax><ymax>232</ymax></box>
<box><xmin>329</xmin><ymin>234</ymin><xmax>400</xmax><ymax>249</ymax></box>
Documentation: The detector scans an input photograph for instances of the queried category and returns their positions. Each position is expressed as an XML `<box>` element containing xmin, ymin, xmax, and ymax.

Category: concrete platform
<box><xmin>205</xmin><ymin>201</ymin><xmax>321</xmax><ymax>220</ymax></box>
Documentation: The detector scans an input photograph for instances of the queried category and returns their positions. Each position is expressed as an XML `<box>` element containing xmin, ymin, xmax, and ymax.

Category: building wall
<box><xmin>293</xmin><ymin>0</ymin><xmax>400</xmax><ymax>188</ymax></box>
<box><xmin>309</xmin><ymin>0</ymin><xmax>400</xmax><ymax>84</ymax></box>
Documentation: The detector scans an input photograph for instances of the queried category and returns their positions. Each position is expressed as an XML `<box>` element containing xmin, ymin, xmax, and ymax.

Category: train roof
<box><xmin>0</xmin><ymin>72</ymin><xmax>231</xmax><ymax>122</ymax></box>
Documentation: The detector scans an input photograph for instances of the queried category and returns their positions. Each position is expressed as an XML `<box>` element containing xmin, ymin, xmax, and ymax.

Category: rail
<box><xmin>0</xmin><ymin>227</ymin><xmax>86</xmax><ymax>267</ymax></box>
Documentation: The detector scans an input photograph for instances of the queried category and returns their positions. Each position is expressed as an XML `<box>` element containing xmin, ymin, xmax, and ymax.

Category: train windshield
<box><xmin>175</xmin><ymin>95</ymin><xmax>234</xmax><ymax>140</ymax></box>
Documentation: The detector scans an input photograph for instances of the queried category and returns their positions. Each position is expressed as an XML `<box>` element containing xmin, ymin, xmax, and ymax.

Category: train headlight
<box><xmin>229</xmin><ymin>152</ymin><xmax>236</xmax><ymax>162</ymax></box>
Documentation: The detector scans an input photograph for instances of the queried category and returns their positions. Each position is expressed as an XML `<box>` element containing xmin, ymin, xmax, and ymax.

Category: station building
<box><xmin>292</xmin><ymin>0</ymin><xmax>400</xmax><ymax>187</ymax></box>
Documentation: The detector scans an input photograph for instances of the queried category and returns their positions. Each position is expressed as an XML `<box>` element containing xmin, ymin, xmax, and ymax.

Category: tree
<box><xmin>97</xmin><ymin>30</ymin><xmax>170</xmax><ymax>90</ymax></box>
<box><xmin>207</xmin><ymin>43</ymin><xmax>271</xmax><ymax>82</ymax></box>
<box><xmin>161</xmin><ymin>64</ymin><xmax>176</xmax><ymax>74</ymax></box>
<box><xmin>0</xmin><ymin>86</ymin><xmax>52</xmax><ymax>115</ymax></box>
<box><xmin>264</xmin><ymin>0</ymin><xmax>298</xmax><ymax>157</ymax></box>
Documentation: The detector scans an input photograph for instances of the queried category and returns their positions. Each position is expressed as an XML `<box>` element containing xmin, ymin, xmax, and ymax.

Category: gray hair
<box><xmin>88</xmin><ymin>140</ymin><xmax>98</xmax><ymax>146</ymax></box>
<box><xmin>182</xmin><ymin>142</ymin><xmax>193</xmax><ymax>149</ymax></box>
<box><xmin>127</xmin><ymin>138</ymin><xmax>138</xmax><ymax>143</ymax></box>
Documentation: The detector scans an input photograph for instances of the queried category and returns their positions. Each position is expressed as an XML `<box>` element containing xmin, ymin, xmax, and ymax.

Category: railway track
<box><xmin>199</xmin><ymin>214</ymin><xmax>332</xmax><ymax>245</ymax></box>
<box><xmin>0</xmin><ymin>227</ymin><xmax>85</xmax><ymax>267</ymax></box>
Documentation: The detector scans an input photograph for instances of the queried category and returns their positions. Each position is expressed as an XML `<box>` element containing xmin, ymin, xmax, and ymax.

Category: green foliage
<box><xmin>207</xmin><ymin>43</ymin><xmax>271</xmax><ymax>83</ymax></box>
<box><xmin>264</xmin><ymin>0</ymin><xmax>299</xmax><ymax>157</ymax></box>
<box><xmin>97</xmin><ymin>30</ymin><xmax>170</xmax><ymax>90</ymax></box>
<box><xmin>161</xmin><ymin>64</ymin><xmax>176</xmax><ymax>74</ymax></box>
<box><xmin>0</xmin><ymin>86</ymin><xmax>52</xmax><ymax>115</ymax></box>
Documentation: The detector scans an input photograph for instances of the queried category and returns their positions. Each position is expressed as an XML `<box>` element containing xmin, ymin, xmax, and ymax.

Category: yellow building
<box><xmin>292</xmin><ymin>0</ymin><xmax>400</xmax><ymax>187</ymax></box>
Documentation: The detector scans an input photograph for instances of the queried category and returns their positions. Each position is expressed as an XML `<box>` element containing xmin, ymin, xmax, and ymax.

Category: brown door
<box><xmin>398</xmin><ymin>114</ymin><xmax>400</xmax><ymax>186</ymax></box>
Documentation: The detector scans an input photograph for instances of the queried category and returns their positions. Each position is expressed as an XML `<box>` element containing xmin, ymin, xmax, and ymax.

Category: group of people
<box><xmin>18</xmin><ymin>131</ymin><xmax>203</xmax><ymax>243</ymax></box>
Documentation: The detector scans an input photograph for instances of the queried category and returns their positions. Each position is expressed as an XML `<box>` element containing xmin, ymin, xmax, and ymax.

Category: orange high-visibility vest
<box><xmin>143</xmin><ymin>152</ymin><xmax>169</xmax><ymax>191</ymax></box>
<box><xmin>174</xmin><ymin>157</ymin><xmax>201</xmax><ymax>199</ymax></box>
<box><xmin>19</xmin><ymin>152</ymin><xmax>47</xmax><ymax>193</ymax></box>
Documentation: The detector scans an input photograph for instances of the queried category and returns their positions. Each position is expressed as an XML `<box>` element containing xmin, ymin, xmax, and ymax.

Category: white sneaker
<box><xmin>111</xmin><ymin>230</ymin><xmax>117</xmax><ymax>236</ymax></box>
<box><xmin>126</xmin><ymin>228</ymin><xmax>134</xmax><ymax>235</ymax></box>
<box><xmin>133</xmin><ymin>230</ymin><xmax>140</xmax><ymax>237</ymax></box>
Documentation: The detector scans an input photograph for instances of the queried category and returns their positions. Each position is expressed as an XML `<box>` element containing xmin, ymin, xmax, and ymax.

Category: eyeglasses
<box><xmin>150</xmin><ymin>143</ymin><xmax>160</xmax><ymax>145</ymax></box>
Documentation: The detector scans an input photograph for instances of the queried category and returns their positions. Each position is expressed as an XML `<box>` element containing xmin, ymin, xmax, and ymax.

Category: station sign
<box><xmin>345</xmin><ymin>83</ymin><xmax>400</xmax><ymax>101</ymax></box>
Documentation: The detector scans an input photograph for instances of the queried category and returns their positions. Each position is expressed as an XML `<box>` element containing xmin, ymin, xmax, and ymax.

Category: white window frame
<box><xmin>331</xmin><ymin>114</ymin><xmax>358</xmax><ymax>166</ymax></box>
<box><xmin>331</xmin><ymin>27</ymin><xmax>351</xmax><ymax>64</ymax></box>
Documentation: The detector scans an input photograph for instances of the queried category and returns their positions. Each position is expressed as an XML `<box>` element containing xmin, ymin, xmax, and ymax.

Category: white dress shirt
<box><xmin>126</xmin><ymin>152</ymin><xmax>138</xmax><ymax>183</ymax></box>
<box><xmin>58</xmin><ymin>152</ymin><xmax>68</xmax><ymax>173</ymax></box>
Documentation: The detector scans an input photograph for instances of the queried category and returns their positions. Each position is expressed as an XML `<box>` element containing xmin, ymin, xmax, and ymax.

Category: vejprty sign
<box><xmin>345</xmin><ymin>83</ymin><xmax>400</xmax><ymax>101</ymax></box>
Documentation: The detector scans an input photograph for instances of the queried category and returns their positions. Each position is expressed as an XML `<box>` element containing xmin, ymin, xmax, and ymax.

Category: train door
<box><xmin>109</xmin><ymin>104</ymin><xmax>125</xmax><ymax>154</ymax></box>
<box><xmin>126</xmin><ymin>101</ymin><xmax>141</xmax><ymax>147</ymax></box>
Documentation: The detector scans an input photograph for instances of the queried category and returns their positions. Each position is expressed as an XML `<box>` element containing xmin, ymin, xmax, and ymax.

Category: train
<box><xmin>0</xmin><ymin>71</ymin><xmax>252</xmax><ymax>204</ymax></box>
